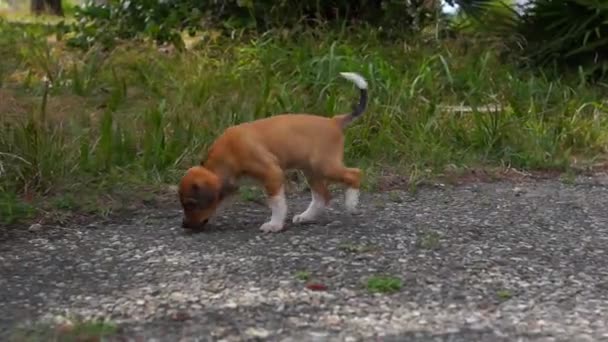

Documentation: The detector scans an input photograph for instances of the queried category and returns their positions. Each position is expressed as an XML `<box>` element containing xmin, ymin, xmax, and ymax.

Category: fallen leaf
<box><xmin>306</xmin><ymin>282</ymin><xmax>328</xmax><ymax>291</ymax></box>
<box><xmin>55</xmin><ymin>322</ymin><xmax>74</xmax><ymax>335</ymax></box>
<box><xmin>170</xmin><ymin>311</ymin><xmax>191</xmax><ymax>321</ymax></box>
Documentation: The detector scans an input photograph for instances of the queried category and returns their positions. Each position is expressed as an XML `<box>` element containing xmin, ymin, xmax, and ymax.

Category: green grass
<box><xmin>0</xmin><ymin>191</ymin><xmax>35</xmax><ymax>224</ymax></box>
<box><xmin>2</xmin><ymin>14</ymin><xmax>608</xmax><ymax>224</ymax></box>
<box><xmin>496</xmin><ymin>289</ymin><xmax>513</xmax><ymax>301</ymax></box>
<box><xmin>239</xmin><ymin>186</ymin><xmax>263</xmax><ymax>202</ymax></box>
<box><xmin>295</xmin><ymin>270</ymin><xmax>311</xmax><ymax>281</ymax></box>
<box><xmin>10</xmin><ymin>318</ymin><xmax>118</xmax><ymax>342</ymax></box>
<box><xmin>417</xmin><ymin>231</ymin><xmax>442</xmax><ymax>250</ymax></box>
<box><xmin>366</xmin><ymin>275</ymin><xmax>403</xmax><ymax>294</ymax></box>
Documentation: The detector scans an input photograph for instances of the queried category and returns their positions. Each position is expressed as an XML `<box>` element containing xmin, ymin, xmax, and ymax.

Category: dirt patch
<box><xmin>0</xmin><ymin>88</ymin><xmax>101</xmax><ymax>126</ymax></box>
<box><xmin>47</xmin><ymin>94</ymin><xmax>100</xmax><ymax>123</ymax></box>
<box><xmin>0</xmin><ymin>88</ymin><xmax>31</xmax><ymax>119</ymax></box>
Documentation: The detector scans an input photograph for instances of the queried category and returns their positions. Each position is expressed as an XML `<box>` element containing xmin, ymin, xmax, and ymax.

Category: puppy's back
<box><xmin>237</xmin><ymin>114</ymin><xmax>345</xmax><ymax>169</ymax></box>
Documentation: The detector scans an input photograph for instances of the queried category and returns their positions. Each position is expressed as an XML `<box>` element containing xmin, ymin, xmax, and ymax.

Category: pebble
<box><xmin>245</xmin><ymin>327</ymin><xmax>270</xmax><ymax>338</ymax></box>
<box><xmin>28</xmin><ymin>223</ymin><xmax>43</xmax><ymax>232</ymax></box>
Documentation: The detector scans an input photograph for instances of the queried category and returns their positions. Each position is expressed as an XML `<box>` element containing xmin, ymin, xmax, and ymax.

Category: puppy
<box><xmin>178</xmin><ymin>71</ymin><xmax>368</xmax><ymax>232</ymax></box>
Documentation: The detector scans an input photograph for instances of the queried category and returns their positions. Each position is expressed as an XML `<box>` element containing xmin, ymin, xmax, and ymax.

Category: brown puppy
<box><xmin>178</xmin><ymin>72</ymin><xmax>368</xmax><ymax>232</ymax></box>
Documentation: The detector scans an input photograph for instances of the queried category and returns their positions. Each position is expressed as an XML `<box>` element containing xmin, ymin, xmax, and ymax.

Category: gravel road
<box><xmin>1</xmin><ymin>175</ymin><xmax>608</xmax><ymax>341</ymax></box>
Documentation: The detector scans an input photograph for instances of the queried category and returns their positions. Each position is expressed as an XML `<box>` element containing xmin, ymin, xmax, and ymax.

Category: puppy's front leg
<box><xmin>259</xmin><ymin>168</ymin><xmax>287</xmax><ymax>233</ymax></box>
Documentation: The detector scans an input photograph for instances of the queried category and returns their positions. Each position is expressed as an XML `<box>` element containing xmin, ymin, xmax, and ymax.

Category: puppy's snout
<box><xmin>181</xmin><ymin>219</ymin><xmax>189</xmax><ymax>229</ymax></box>
<box><xmin>181</xmin><ymin>218</ymin><xmax>209</xmax><ymax>229</ymax></box>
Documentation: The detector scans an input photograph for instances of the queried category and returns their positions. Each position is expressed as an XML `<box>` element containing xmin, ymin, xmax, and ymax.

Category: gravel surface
<box><xmin>1</xmin><ymin>175</ymin><xmax>608</xmax><ymax>341</ymax></box>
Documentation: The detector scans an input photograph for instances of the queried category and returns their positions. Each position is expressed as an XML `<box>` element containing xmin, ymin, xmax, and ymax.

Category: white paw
<box><xmin>292</xmin><ymin>213</ymin><xmax>315</xmax><ymax>224</ymax></box>
<box><xmin>259</xmin><ymin>221</ymin><xmax>284</xmax><ymax>233</ymax></box>
<box><xmin>345</xmin><ymin>188</ymin><xmax>360</xmax><ymax>213</ymax></box>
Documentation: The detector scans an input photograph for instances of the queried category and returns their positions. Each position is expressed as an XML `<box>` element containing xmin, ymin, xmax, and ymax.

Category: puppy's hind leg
<box><xmin>293</xmin><ymin>176</ymin><xmax>330</xmax><ymax>224</ymax></box>
<box><xmin>322</xmin><ymin>165</ymin><xmax>362</xmax><ymax>214</ymax></box>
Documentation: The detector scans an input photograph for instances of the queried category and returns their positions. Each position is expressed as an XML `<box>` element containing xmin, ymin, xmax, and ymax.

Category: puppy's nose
<box><xmin>181</xmin><ymin>219</ymin><xmax>209</xmax><ymax>229</ymax></box>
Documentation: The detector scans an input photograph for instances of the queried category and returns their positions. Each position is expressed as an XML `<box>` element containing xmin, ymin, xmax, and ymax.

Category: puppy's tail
<box><xmin>336</xmin><ymin>72</ymin><xmax>368</xmax><ymax>129</ymax></box>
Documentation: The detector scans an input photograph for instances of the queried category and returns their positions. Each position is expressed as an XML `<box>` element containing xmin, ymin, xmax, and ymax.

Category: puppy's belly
<box><xmin>236</xmin><ymin>175</ymin><xmax>260</xmax><ymax>187</ymax></box>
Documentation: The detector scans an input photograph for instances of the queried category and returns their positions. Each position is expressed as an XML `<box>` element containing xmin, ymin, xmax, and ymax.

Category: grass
<box><xmin>366</xmin><ymin>275</ymin><xmax>403</xmax><ymax>294</ymax></box>
<box><xmin>295</xmin><ymin>270</ymin><xmax>311</xmax><ymax>281</ymax></box>
<box><xmin>10</xmin><ymin>318</ymin><xmax>118</xmax><ymax>342</ymax></box>
<box><xmin>417</xmin><ymin>231</ymin><xmax>442</xmax><ymax>250</ymax></box>
<box><xmin>239</xmin><ymin>185</ymin><xmax>264</xmax><ymax>202</ymax></box>
<box><xmin>2</xmin><ymin>11</ymin><xmax>608</xmax><ymax>225</ymax></box>
<box><xmin>496</xmin><ymin>289</ymin><xmax>513</xmax><ymax>301</ymax></box>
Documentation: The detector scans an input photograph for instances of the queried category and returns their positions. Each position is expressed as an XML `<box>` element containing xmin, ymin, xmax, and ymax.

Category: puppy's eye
<box><xmin>182</xmin><ymin>199</ymin><xmax>198</xmax><ymax>211</ymax></box>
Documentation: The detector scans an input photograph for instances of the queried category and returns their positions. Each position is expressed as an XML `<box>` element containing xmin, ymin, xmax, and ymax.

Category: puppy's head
<box><xmin>178</xmin><ymin>166</ymin><xmax>236</xmax><ymax>229</ymax></box>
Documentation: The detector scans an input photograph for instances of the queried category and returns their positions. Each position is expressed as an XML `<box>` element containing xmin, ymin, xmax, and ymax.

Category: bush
<box><xmin>520</xmin><ymin>0</ymin><xmax>608</xmax><ymax>78</ymax></box>
<box><xmin>449</xmin><ymin>0</ymin><xmax>608</xmax><ymax>80</ymax></box>
<box><xmin>66</xmin><ymin>0</ymin><xmax>440</xmax><ymax>49</ymax></box>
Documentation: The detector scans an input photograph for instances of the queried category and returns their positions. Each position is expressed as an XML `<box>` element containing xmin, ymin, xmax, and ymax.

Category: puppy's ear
<box><xmin>191</xmin><ymin>183</ymin><xmax>216</xmax><ymax>207</ymax></box>
<box><xmin>219</xmin><ymin>179</ymin><xmax>238</xmax><ymax>200</ymax></box>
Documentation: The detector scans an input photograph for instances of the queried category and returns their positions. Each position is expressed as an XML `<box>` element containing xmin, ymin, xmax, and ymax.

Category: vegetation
<box><xmin>295</xmin><ymin>271</ymin><xmax>311</xmax><ymax>281</ymax></box>
<box><xmin>416</xmin><ymin>231</ymin><xmax>442</xmax><ymax>250</ymax></box>
<box><xmin>1</xmin><ymin>0</ymin><xmax>608</xmax><ymax>225</ymax></box>
<box><xmin>366</xmin><ymin>275</ymin><xmax>403</xmax><ymax>294</ymax></box>
<box><xmin>10</xmin><ymin>318</ymin><xmax>118</xmax><ymax>342</ymax></box>
<box><xmin>450</xmin><ymin>0</ymin><xmax>608</xmax><ymax>79</ymax></box>
<box><xmin>65</xmin><ymin>0</ymin><xmax>439</xmax><ymax>49</ymax></box>
<box><xmin>496</xmin><ymin>289</ymin><xmax>513</xmax><ymax>301</ymax></box>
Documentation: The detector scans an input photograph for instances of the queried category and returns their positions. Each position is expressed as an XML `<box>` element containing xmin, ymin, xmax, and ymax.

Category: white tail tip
<box><xmin>340</xmin><ymin>72</ymin><xmax>368</xmax><ymax>90</ymax></box>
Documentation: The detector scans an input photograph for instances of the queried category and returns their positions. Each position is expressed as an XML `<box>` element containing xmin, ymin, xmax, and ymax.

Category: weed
<box><xmin>52</xmin><ymin>194</ymin><xmax>79</xmax><ymax>211</ymax></box>
<box><xmin>0</xmin><ymin>192</ymin><xmax>35</xmax><ymax>224</ymax></box>
<box><xmin>560</xmin><ymin>169</ymin><xmax>576</xmax><ymax>184</ymax></box>
<box><xmin>295</xmin><ymin>271</ymin><xmax>311</xmax><ymax>281</ymax></box>
<box><xmin>388</xmin><ymin>191</ymin><xmax>403</xmax><ymax>203</ymax></box>
<box><xmin>366</xmin><ymin>275</ymin><xmax>403</xmax><ymax>294</ymax></box>
<box><xmin>239</xmin><ymin>186</ymin><xmax>263</xmax><ymax>202</ymax></box>
<box><xmin>417</xmin><ymin>231</ymin><xmax>441</xmax><ymax>250</ymax></box>
<box><xmin>63</xmin><ymin>320</ymin><xmax>117</xmax><ymax>340</ymax></box>
<box><xmin>10</xmin><ymin>318</ymin><xmax>118</xmax><ymax>342</ymax></box>
<box><xmin>496</xmin><ymin>289</ymin><xmax>513</xmax><ymax>301</ymax></box>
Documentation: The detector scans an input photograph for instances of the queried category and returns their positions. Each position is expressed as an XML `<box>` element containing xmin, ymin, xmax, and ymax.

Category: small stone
<box><xmin>53</xmin><ymin>315</ymin><xmax>71</xmax><ymax>325</ymax></box>
<box><xmin>170</xmin><ymin>311</ymin><xmax>191</xmax><ymax>321</ymax></box>
<box><xmin>326</xmin><ymin>221</ymin><xmax>342</xmax><ymax>228</ymax></box>
<box><xmin>224</xmin><ymin>301</ymin><xmax>237</xmax><ymax>309</ymax></box>
<box><xmin>170</xmin><ymin>291</ymin><xmax>186</xmax><ymax>302</ymax></box>
<box><xmin>28</xmin><ymin>223</ymin><xmax>43</xmax><ymax>232</ymax></box>
<box><xmin>308</xmin><ymin>331</ymin><xmax>330</xmax><ymax>341</ymax></box>
<box><xmin>325</xmin><ymin>315</ymin><xmax>341</xmax><ymax>326</ymax></box>
<box><xmin>245</xmin><ymin>327</ymin><xmax>270</xmax><ymax>338</ymax></box>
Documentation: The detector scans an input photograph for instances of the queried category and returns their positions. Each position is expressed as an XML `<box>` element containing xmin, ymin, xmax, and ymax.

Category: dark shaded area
<box><xmin>31</xmin><ymin>0</ymin><xmax>64</xmax><ymax>16</ymax></box>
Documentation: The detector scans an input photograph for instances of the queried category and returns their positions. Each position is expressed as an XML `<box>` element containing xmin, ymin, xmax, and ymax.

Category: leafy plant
<box><xmin>65</xmin><ymin>0</ymin><xmax>441</xmax><ymax>50</ymax></box>
<box><xmin>66</xmin><ymin>0</ymin><xmax>204</xmax><ymax>50</ymax></box>
<box><xmin>448</xmin><ymin>0</ymin><xmax>608</xmax><ymax>80</ymax></box>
